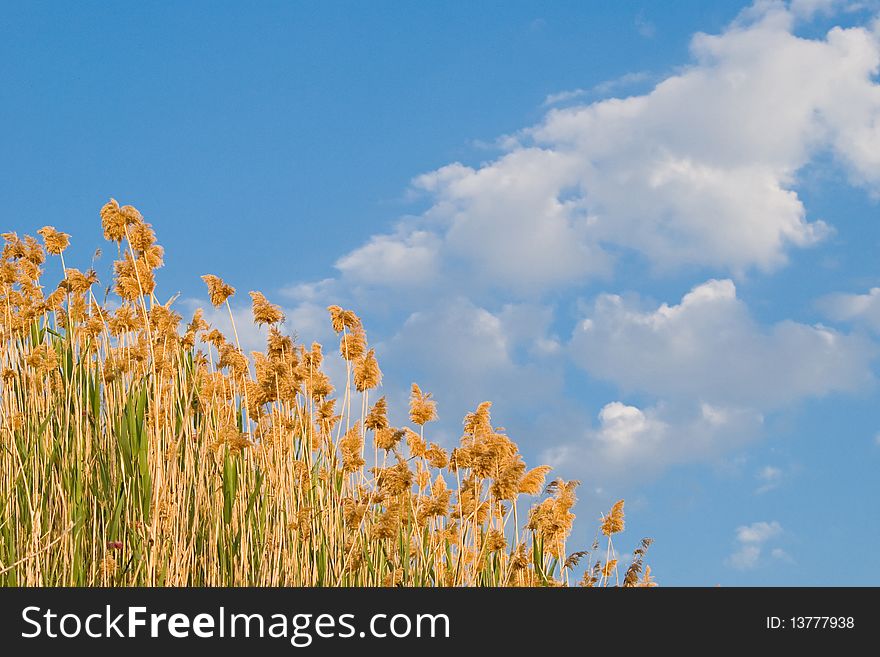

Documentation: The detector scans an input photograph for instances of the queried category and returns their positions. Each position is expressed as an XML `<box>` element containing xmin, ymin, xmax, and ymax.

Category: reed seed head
<box><xmin>201</xmin><ymin>274</ymin><xmax>235</xmax><ymax>307</ymax></box>
<box><xmin>37</xmin><ymin>226</ymin><xmax>70</xmax><ymax>255</ymax></box>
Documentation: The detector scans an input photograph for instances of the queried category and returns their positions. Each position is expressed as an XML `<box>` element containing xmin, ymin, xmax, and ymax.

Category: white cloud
<box><xmin>335</xmin><ymin>2</ymin><xmax>880</xmax><ymax>292</ymax></box>
<box><xmin>271</xmin><ymin>2</ymin><xmax>880</xmax><ymax>487</ymax></box>
<box><xmin>790</xmin><ymin>0</ymin><xmax>849</xmax><ymax>19</ymax></box>
<box><xmin>729</xmin><ymin>544</ymin><xmax>762</xmax><ymax>570</ymax></box>
<box><xmin>279</xmin><ymin>277</ymin><xmax>337</xmax><ymax>303</ymax></box>
<box><xmin>597</xmin><ymin>402</ymin><xmax>658</xmax><ymax>445</ymax></box>
<box><xmin>413</xmin><ymin>151</ymin><xmax>613</xmax><ymax>293</ymax></box>
<box><xmin>381</xmin><ymin>298</ymin><xmax>563</xmax><ymax>416</ymax></box>
<box><xmin>727</xmin><ymin>520</ymin><xmax>785</xmax><ymax>570</ymax></box>
<box><xmin>737</xmin><ymin>520</ymin><xmax>783</xmax><ymax>543</ymax></box>
<box><xmin>543</xmin><ymin>88</ymin><xmax>589</xmax><ymax>107</ymax></box>
<box><xmin>543</xmin><ymin>73</ymin><xmax>654</xmax><ymax>107</ymax></box>
<box><xmin>542</xmin><ymin>399</ymin><xmax>764</xmax><ymax>480</ymax></box>
<box><xmin>788</xmin><ymin>0</ymin><xmax>878</xmax><ymax>20</ymax></box>
<box><xmin>770</xmin><ymin>547</ymin><xmax>794</xmax><ymax>562</ymax></box>
<box><xmin>591</xmin><ymin>71</ymin><xmax>654</xmax><ymax>96</ymax></box>
<box><xmin>635</xmin><ymin>11</ymin><xmax>656</xmax><ymax>38</ymax></box>
<box><xmin>284</xmin><ymin>301</ymin><xmax>337</xmax><ymax>346</ymax></box>
<box><xmin>570</xmin><ymin>279</ymin><xmax>875</xmax><ymax>408</ymax></box>
<box><xmin>391</xmin><ymin>298</ymin><xmax>510</xmax><ymax>375</ymax></box>
<box><xmin>335</xmin><ymin>229</ymin><xmax>441</xmax><ymax>287</ymax></box>
<box><xmin>818</xmin><ymin>287</ymin><xmax>880</xmax><ymax>331</ymax></box>
<box><xmin>730</xmin><ymin>545</ymin><xmax>761</xmax><ymax>570</ymax></box>
<box><xmin>756</xmin><ymin>465</ymin><xmax>784</xmax><ymax>493</ymax></box>
<box><xmin>497</xmin><ymin>302</ymin><xmax>562</xmax><ymax>356</ymax></box>
<box><xmin>546</xmin><ymin>278</ymin><xmax>872</xmax><ymax>480</ymax></box>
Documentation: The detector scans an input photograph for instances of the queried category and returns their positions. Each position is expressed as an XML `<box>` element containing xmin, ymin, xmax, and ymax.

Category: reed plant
<box><xmin>0</xmin><ymin>200</ymin><xmax>654</xmax><ymax>587</ymax></box>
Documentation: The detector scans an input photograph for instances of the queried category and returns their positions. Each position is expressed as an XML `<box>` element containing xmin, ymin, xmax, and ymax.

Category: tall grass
<box><xmin>0</xmin><ymin>200</ymin><xmax>654</xmax><ymax>587</ymax></box>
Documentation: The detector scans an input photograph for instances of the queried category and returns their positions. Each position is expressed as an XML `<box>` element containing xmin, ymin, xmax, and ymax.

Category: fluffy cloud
<box><xmin>274</xmin><ymin>2</ymin><xmax>880</xmax><ymax>486</ymax></box>
<box><xmin>334</xmin><ymin>2</ymin><xmax>880</xmax><ymax>292</ymax></box>
<box><xmin>546</xmin><ymin>276</ymin><xmax>873</xmax><ymax>479</ymax></box>
<box><xmin>542</xmin><ymin>399</ymin><xmax>763</xmax><ymax>479</ymax></box>
<box><xmin>817</xmin><ymin>287</ymin><xmax>880</xmax><ymax>331</ymax></box>
<box><xmin>737</xmin><ymin>520</ymin><xmax>783</xmax><ymax>543</ymax></box>
<box><xmin>727</xmin><ymin>520</ymin><xmax>786</xmax><ymax>570</ymax></box>
<box><xmin>570</xmin><ymin>279</ymin><xmax>875</xmax><ymax>408</ymax></box>
<box><xmin>336</xmin><ymin>230</ymin><xmax>441</xmax><ymax>287</ymax></box>
<box><xmin>413</xmin><ymin>151</ymin><xmax>613</xmax><ymax>292</ymax></box>
<box><xmin>379</xmin><ymin>298</ymin><xmax>564</xmax><ymax>424</ymax></box>
<box><xmin>728</xmin><ymin>544</ymin><xmax>763</xmax><ymax>570</ymax></box>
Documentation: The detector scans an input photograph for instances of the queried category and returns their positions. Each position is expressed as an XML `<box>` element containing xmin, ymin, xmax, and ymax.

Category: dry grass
<box><xmin>0</xmin><ymin>200</ymin><xmax>655</xmax><ymax>587</ymax></box>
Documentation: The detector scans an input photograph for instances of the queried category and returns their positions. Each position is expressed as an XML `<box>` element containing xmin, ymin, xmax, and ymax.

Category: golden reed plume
<box><xmin>0</xmin><ymin>198</ymin><xmax>654</xmax><ymax>587</ymax></box>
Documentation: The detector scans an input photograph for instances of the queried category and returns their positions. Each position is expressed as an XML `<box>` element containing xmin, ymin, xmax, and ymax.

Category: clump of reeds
<box><xmin>0</xmin><ymin>200</ymin><xmax>655</xmax><ymax>587</ymax></box>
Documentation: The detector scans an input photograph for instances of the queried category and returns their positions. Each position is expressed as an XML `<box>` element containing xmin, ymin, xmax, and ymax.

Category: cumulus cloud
<box><xmin>380</xmin><ymin>298</ymin><xmax>564</xmax><ymax>423</ymax></box>
<box><xmin>727</xmin><ymin>520</ymin><xmax>786</xmax><ymax>570</ymax></box>
<box><xmin>334</xmin><ymin>1</ymin><xmax>880</xmax><ymax>292</ymax></box>
<box><xmin>390</xmin><ymin>298</ymin><xmax>511</xmax><ymax>377</ymax></box>
<box><xmin>413</xmin><ymin>151</ymin><xmax>613</xmax><ymax>293</ymax></box>
<box><xmin>545</xmin><ymin>276</ymin><xmax>873</xmax><ymax>479</ymax></box>
<box><xmin>729</xmin><ymin>544</ymin><xmax>763</xmax><ymax>570</ymax></box>
<box><xmin>272</xmin><ymin>1</ymin><xmax>880</xmax><ymax>485</ymax></box>
<box><xmin>737</xmin><ymin>520</ymin><xmax>783</xmax><ymax>543</ymax></box>
<box><xmin>570</xmin><ymin>279</ymin><xmax>875</xmax><ymax>408</ymax></box>
<box><xmin>542</xmin><ymin>399</ymin><xmax>764</xmax><ymax>479</ymax></box>
<box><xmin>279</xmin><ymin>278</ymin><xmax>337</xmax><ymax>303</ymax></box>
<box><xmin>817</xmin><ymin>287</ymin><xmax>880</xmax><ymax>331</ymax></box>
<box><xmin>336</xmin><ymin>229</ymin><xmax>441</xmax><ymax>287</ymax></box>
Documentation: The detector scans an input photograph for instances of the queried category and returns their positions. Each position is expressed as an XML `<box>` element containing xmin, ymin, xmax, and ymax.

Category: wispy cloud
<box><xmin>542</xmin><ymin>72</ymin><xmax>654</xmax><ymax>107</ymax></box>
<box><xmin>817</xmin><ymin>287</ymin><xmax>880</xmax><ymax>333</ymax></box>
<box><xmin>727</xmin><ymin>521</ymin><xmax>787</xmax><ymax>570</ymax></box>
<box><xmin>756</xmin><ymin>465</ymin><xmax>784</xmax><ymax>494</ymax></box>
<box><xmin>634</xmin><ymin>11</ymin><xmax>656</xmax><ymax>38</ymax></box>
<box><xmin>542</xmin><ymin>88</ymin><xmax>590</xmax><ymax>107</ymax></box>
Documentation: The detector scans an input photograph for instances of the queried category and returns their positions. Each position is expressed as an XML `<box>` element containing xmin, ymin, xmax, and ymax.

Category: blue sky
<box><xmin>3</xmin><ymin>0</ymin><xmax>880</xmax><ymax>585</ymax></box>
